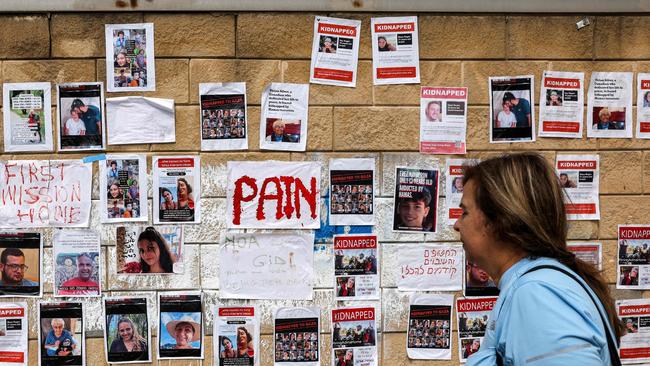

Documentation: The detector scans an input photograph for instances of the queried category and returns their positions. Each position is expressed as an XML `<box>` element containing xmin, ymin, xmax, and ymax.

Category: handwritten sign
<box><xmin>397</xmin><ymin>244</ymin><xmax>463</xmax><ymax>291</ymax></box>
<box><xmin>0</xmin><ymin>160</ymin><xmax>92</xmax><ymax>228</ymax></box>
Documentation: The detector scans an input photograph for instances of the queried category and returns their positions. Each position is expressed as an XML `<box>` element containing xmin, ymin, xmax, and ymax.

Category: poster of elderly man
<box><xmin>259</xmin><ymin>83</ymin><xmax>309</xmax><ymax>152</ymax></box>
<box><xmin>158</xmin><ymin>292</ymin><xmax>204</xmax><ymax>360</ymax></box>
<box><xmin>53</xmin><ymin>230</ymin><xmax>101</xmax><ymax>297</ymax></box>
<box><xmin>38</xmin><ymin>301</ymin><xmax>85</xmax><ymax>366</ymax></box>
<box><xmin>57</xmin><ymin>82</ymin><xmax>105</xmax><ymax>151</ymax></box>
<box><xmin>0</xmin><ymin>233</ymin><xmax>41</xmax><ymax>297</ymax></box>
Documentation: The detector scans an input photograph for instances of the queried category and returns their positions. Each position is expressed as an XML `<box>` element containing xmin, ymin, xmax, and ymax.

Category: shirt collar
<box><xmin>497</xmin><ymin>256</ymin><xmax>533</xmax><ymax>292</ymax></box>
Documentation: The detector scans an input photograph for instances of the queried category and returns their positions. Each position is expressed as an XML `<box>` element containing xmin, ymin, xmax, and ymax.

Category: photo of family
<box><xmin>489</xmin><ymin>76</ymin><xmax>534</xmax><ymax>142</ymax></box>
<box><xmin>332</xmin><ymin>320</ymin><xmax>375</xmax><ymax>347</ymax></box>
<box><xmin>58</xmin><ymin>83</ymin><xmax>104</xmax><ymax>150</ymax></box>
<box><xmin>116</xmin><ymin>226</ymin><xmax>183</xmax><ymax>274</ymax></box>
<box><xmin>159</xmin><ymin>177</ymin><xmax>195</xmax><ymax>220</ymax></box>
<box><xmin>264</xmin><ymin>118</ymin><xmax>301</xmax><ymax>143</ymax></box>
<box><xmin>106</xmin><ymin>23</ymin><xmax>155</xmax><ymax>92</ymax></box>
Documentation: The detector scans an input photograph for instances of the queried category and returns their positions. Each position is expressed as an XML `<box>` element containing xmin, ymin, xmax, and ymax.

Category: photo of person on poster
<box><xmin>393</xmin><ymin>167</ymin><xmax>438</xmax><ymax>233</ymax></box>
<box><xmin>161</xmin><ymin>315</ymin><xmax>201</xmax><ymax>350</ymax></box>
<box><xmin>489</xmin><ymin>76</ymin><xmax>534</xmax><ymax>142</ymax></box>
<box><xmin>56</xmin><ymin>253</ymin><xmax>100</xmax><ymax>296</ymax></box>
<box><xmin>319</xmin><ymin>36</ymin><xmax>337</xmax><ymax>53</ymax></box>
<box><xmin>395</xmin><ymin>189</ymin><xmax>433</xmax><ymax>230</ymax></box>
<box><xmin>106</xmin><ymin>24</ymin><xmax>154</xmax><ymax>92</ymax></box>
<box><xmin>265</xmin><ymin>119</ymin><xmax>300</xmax><ymax>143</ymax></box>
<box><xmin>0</xmin><ymin>248</ymin><xmax>38</xmax><ymax>288</ymax></box>
<box><xmin>136</xmin><ymin>227</ymin><xmax>175</xmax><ymax>274</ymax></box>
<box><xmin>425</xmin><ymin>101</ymin><xmax>442</xmax><ymax>122</ymax></box>
<box><xmin>44</xmin><ymin>318</ymin><xmax>79</xmax><ymax>356</ymax></box>
<box><xmin>109</xmin><ymin>317</ymin><xmax>148</xmax><ymax>355</ymax></box>
<box><xmin>592</xmin><ymin>107</ymin><xmax>625</xmax><ymax>130</ymax></box>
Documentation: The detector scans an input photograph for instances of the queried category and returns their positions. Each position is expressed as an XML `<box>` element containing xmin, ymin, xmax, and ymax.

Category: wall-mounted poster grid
<box><xmin>555</xmin><ymin>154</ymin><xmax>600</xmax><ymax>220</ymax></box>
<box><xmin>616</xmin><ymin>298</ymin><xmax>650</xmax><ymax>364</ymax></box>
<box><xmin>100</xmin><ymin>154</ymin><xmax>148</xmax><ymax>223</ymax></box>
<box><xmin>489</xmin><ymin>75</ymin><xmax>535</xmax><ymax>143</ymax></box>
<box><xmin>273</xmin><ymin>307</ymin><xmax>320</xmax><ymax>366</ymax></box>
<box><xmin>116</xmin><ymin>226</ymin><xmax>184</xmax><ymax>274</ymax></box>
<box><xmin>157</xmin><ymin>292</ymin><xmax>204</xmax><ymax>360</ymax></box>
<box><xmin>334</xmin><ymin>234</ymin><xmax>379</xmax><ymax>300</ymax></box>
<box><xmin>105</xmin><ymin>23</ymin><xmax>155</xmax><ymax>92</ymax></box>
<box><xmin>0</xmin><ymin>232</ymin><xmax>42</xmax><ymax>297</ymax></box>
<box><xmin>38</xmin><ymin>302</ymin><xmax>85</xmax><ymax>366</ymax></box>
<box><xmin>200</xmin><ymin>83</ymin><xmax>248</xmax><ymax>151</ymax></box>
<box><xmin>456</xmin><ymin>297</ymin><xmax>497</xmax><ymax>363</ymax></box>
<box><xmin>53</xmin><ymin>230</ymin><xmax>101</xmax><ymax>297</ymax></box>
<box><xmin>464</xmin><ymin>260</ymin><xmax>499</xmax><ymax>297</ymax></box>
<box><xmin>371</xmin><ymin>16</ymin><xmax>420</xmax><ymax>85</ymax></box>
<box><xmin>617</xmin><ymin>225</ymin><xmax>650</xmax><ymax>290</ymax></box>
<box><xmin>567</xmin><ymin>242</ymin><xmax>602</xmax><ymax>270</ymax></box>
<box><xmin>445</xmin><ymin>159</ymin><xmax>474</xmax><ymax>225</ymax></box>
<box><xmin>397</xmin><ymin>244</ymin><xmax>463</xmax><ymax>291</ymax></box>
<box><xmin>0</xmin><ymin>302</ymin><xmax>28</xmax><ymax>365</ymax></box>
<box><xmin>310</xmin><ymin>16</ymin><xmax>361</xmax><ymax>87</ymax></box>
<box><xmin>213</xmin><ymin>306</ymin><xmax>260</xmax><ymax>366</ymax></box>
<box><xmin>331</xmin><ymin>306</ymin><xmax>377</xmax><ymax>366</ymax></box>
<box><xmin>153</xmin><ymin>156</ymin><xmax>201</xmax><ymax>224</ymax></box>
<box><xmin>406</xmin><ymin>293</ymin><xmax>453</xmax><ymax>360</ymax></box>
<box><xmin>260</xmin><ymin>83</ymin><xmax>309</xmax><ymax>152</ymax></box>
<box><xmin>419</xmin><ymin>87</ymin><xmax>468</xmax><ymax>154</ymax></box>
<box><xmin>57</xmin><ymin>82</ymin><xmax>106</xmax><ymax>151</ymax></box>
<box><xmin>538</xmin><ymin>71</ymin><xmax>584</xmax><ymax>138</ymax></box>
<box><xmin>636</xmin><ymin>73</ymin><xmax>650</xmax><ymax>139</ymax></box>
<box><xmin>103</xmin><ymin>297</ymin><xmax>151</xmax><ymax>364</ymax></box>
<box><xmin>586</xmin><ymin>72</ymin><xmax>633</xmax><ymax>138</ymax></box>
<box><xmin>393</xmin><ymin>166</ymin><xmax>439</xmax><ymax>233</ymax></box>
<box><xmin>329</xmin><ymin>158</ymin><xmax>375</xmax><ymax>226</ymax></box>
<box><xmin>2</xmin><ymin>82</ymin><xmax>53</xmax><ymax>152</ymax></box>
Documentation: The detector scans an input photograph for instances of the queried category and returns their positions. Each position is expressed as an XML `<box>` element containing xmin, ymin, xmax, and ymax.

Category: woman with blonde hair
<box><xmin>110</xmin><ymin>317</ymin><xmax>147</xmax><ymax>356</ymax></box>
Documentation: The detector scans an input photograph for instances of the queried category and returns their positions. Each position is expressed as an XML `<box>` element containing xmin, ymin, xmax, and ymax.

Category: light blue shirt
<box><xmin>467</xmin><ymin>257</ymin><xmax>613</xmax><ymax>366</ymax></box>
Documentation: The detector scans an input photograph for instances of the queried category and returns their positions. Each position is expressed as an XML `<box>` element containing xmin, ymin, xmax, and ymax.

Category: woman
<box><xmin>162</xmin><ymin>316</ymin><xmax>200</xmax><ymax>349</ymax></box>
<box><xmin>377</xmin><ymin>36</ymin><xmax>396</xmax><ymax>51</ymax></box>
<box><xmin>319</xmin><ymin>37</ymin><xmax>336</xmax><ymax>53</ymax></box>
<box><xmin>136</xmin><ymin>227</ymin><xmax>174</xmax><ymax>273</ymax></box>
<box><xmin>236</xmin><ymin>326</ymin><xmax>254</xmax><ymax>357</ymax></box>
<box><xmin>107</xmin><ymin>181</ymin><xmax>122</xmax><ymax>199</ymax></box>
<box><xmin>176</xmin><ymin>178</ymin><xmax>195</xmax><ymax>209</ymax></box>
<box><xmin>114</xmin><ymin>51</ymin><xmax>130</xmax><ymax>68</ymax></box>
<box><xmin>220</xmin><ymin>337</ymin><xmax>236</xmax><ymax>358</ymax></box>
<box><xmin>160</xmin><ymin>187</ymin><xmax>177</xmax><ymax>210</ymax></box>
<box><xmin>644</xmin><ymin>91</ymin><xmax>650</xmax><ymax>108</ymax></box>
<box><xmin>109</xmin><ymin>317</ymin><xmax>147</xmax><ymax>358</ymax></box>
<box><xmin>454</xmin><ymin>153</ymin><xmax>621</xmax><ymax>365</ymax></box>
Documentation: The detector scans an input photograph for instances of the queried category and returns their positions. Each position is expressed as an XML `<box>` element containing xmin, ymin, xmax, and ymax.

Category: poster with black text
<box><xmin>158</xmin><ymin>292</ymin><xmax>204</xmax><ymax>360</ymax></box>
<box><xmin>0</xmin><ymin>232</ymin><xmax>41</xmax><ymax>297</ymax></box>
<box><xmin>393</xmin><ymin>166</ymin><xmax>438</xmax><ymax>233</ymax></box>
<box><xmin>407</xmin><ymin>293</ymin><xmax>453</xmax><ymax>360</ymax></box>
<box><xmin>329</xmin><ymin>158</ymin><xmax>375</xmax><ymax>226</ymax></box>
<box><xmin>456</xmin><ymin>297</ymin><xmax>497</xmax><ymax>363</ymax></box>
<box><xmin>371</xmin><ymin>16</ymin><xmax>420</xmax><ymax>85</ymax></box>
<box><xmin>52</xmin><ymin>230</ymin><xmax>101</xmax><ymax>297</ymax></box>
<box><xmin>274</xmin><ymin>307</ymin><xmax>320</xmax><ymax>366</ymax></box>
<box><xmin>200</xmin><ymin>83</ymin><xmax>248</xmax><ymax>150</ymax></box>
<box><xmin>153</xmin><ymin>156</ymin><xmax>201</xmax><ymax>224</ymax></box>
<box><xmin>0</xmin><ymin>302</ymin><xmax>28</xmax><ymax>366</ymax></box>
<box><xmin>57</xmin><ymin>82</ymin><xmax>105</xmax><ymax>151</ymax></box>
<box><xmin>310</xmin><ymin>16</ymin><xmax>361</xmax><ymax>87</ymax></box>
<box><xmin>3</xmin><ymin>82</ymin><xmax>53</xmax><ymax>152</ymax></box>
<box><xmin>260</xmin><ymin>83</ymin><xmax>309</xmax><ymax>152</ymax></box>
<box><xmin>214</xmin><ymin>306</ymin><xmax>260</xmax><ymax>366</ymax></box>
<box><xmin>331</xmin><ymin>306</ymin><xmax>377</xmax><ymax>366</ymax></box>
<box><xmin>586</xmin><ymin>72</ymin><xmax>633</xmax><ymax>138</ymax></box>
<box><xmin>538</xmin><ymin>71</ymin><xmax>584</xmax><ymax>138</ymax></box>
<box><xmin>334</xmin><ymin>234</ymin><xmax>379</xmax><ymax>300</ymax></box>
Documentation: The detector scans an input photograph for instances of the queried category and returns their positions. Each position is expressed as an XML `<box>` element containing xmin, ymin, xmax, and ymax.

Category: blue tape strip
<box><xmin>82</xmin><ymin>154</ymin><xmax>106</xmax><ymax>163</ymax></box>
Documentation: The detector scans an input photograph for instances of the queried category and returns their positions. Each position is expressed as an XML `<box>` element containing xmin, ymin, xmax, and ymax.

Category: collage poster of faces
<box><xmin>39</xmin><ymin>302</ymin><xmax>85</xmax><ymax>366</ymax></box>
<box><xmin>158</xmin><ymin>292</ymin><xmax>203</xmax><ymax>360</ymax></box>
<box><xmin>200</xmin><ymin>83</ymin><xmax>248</xmax><ymax>151</ymax></box>
<box><xmin>116</xmin><ymin>226</ymin><xmax>184</xmax><ymax>274</ymax></box>
<box><xmin>393</xmin><ymin>167</ymin><xmax>439</xmax><ymax>233</ymax></box>
<box><xmin>105</xmin><ymin>23</ymin><xmax>155</xmax><ymax>92</ymax></box>
<box><xmin>103</xmin><ymin>297</ymin><xmax>151</xmax><ymax>363</ymax></box>
<box><xmin>101</xmin><ymin>155</ymin><xmax>148</xmax><ymax>223</ymax></box>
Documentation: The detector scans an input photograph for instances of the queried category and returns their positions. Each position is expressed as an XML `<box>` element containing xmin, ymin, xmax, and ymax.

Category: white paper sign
<box><xmin>617</xmin><ymin>298</ymin><xmax>650</xmax><ymax>364</ymax></box>
<box><xmin>371</xmin><ymin>16</ymin><xmax>420</xmax><ymax>85</ymax></box>
<box><xmin>274</xmin><ymin>307</ymin><xmax>320</xmax><ymax>366</ymax></box>
<box><xmin>331</xmin><ymin>306</ymin><xmax>377</xmax><ymax>366</ymax></box>
<box><xmin>567</xmin><ymin>242</ymin><xmax>602</xmax><ymax>270</ymax></box>
<box><xmin>0</xmin><ymin>160</ymin><xmax>92</xmax><ymax>228</ymax></box>
<box><xmin>586</xmin><ymin>72</ymin><xmax>633</xmax><ymax>138</ymax></box>
<box><xmin>52</xmin><ymin>230</ymin><xmax>101</xmax><ymax>297</ymax></box>
<box><xmin>153</xmin><ymin>156</ymin><xmax>201</xmax><ymax>224</ymax></box>
<box><xmin>199</xmin><ymin>82</ymin><xmax>248</xmax><ymax>151</ymax></box>
<box><xmin>333</xmin><ymin>234</ymin><xmax>379</xmax><ymax>301</ymax></box>
<box><xmin>0</xmin><ymin>302</ymin><xmax>28</xmax><ymax>365</ymax></box>
<box><xmin>407</xmin><ymin>293</ymin><xmax>453</xmax><ymax>360</ymax></box>
<box><xmin>213</xmin><ymin>306</ymin><xmax>260</xmax><ymax>366</ymax></box>
<box><xmin>226</xmin><ymin>161</ymin><xmax>321</xmax><ymax>229</ymax></box>
<box><xmin>397</xmin><ymin>244</ymin><xmax>463</xmax><ymax>291</ymax></box>
<box><xmin>100</xmin><ymin>154</ymin><xmax>149</xmax><ymax>223</ymax></box>
<box><xmin>3</xmin><ymin>82</ymin><xmax>53</xmax><ymax>152</ymax></box>
<box><xmin>420</xmin><ymin>87</ymin><xmax>468</xmax><ymax>154</ymax></box>
<box><xmin>636</xmin><ymin>73</ymin><xmax>650</xmax><ymax>139</ymax></box>
<box><xmin>456</xmin><ymin>297</ymin><xmax>497</xmax><ymax>363</ymax></box>
<box><xmin>329</xmin><ymin>158</ymin><xmax>375</xmax><ymax>226</ymax></box>
<box><xmin>310</xmin><ymin>16</ymin><xmax>361</xmax><ymax>88</ymax></box>
<box><xmin>106</xmin><ymin>97</ymin><xmax>175</xmax><ymax>144</ymax></box>
<box><xmin>260</xmin><ymin>83</ymin><xmax>309</xmax><ymax>152</ymax></box>
<box><xmin>555</xmin><ymin>154</ymin><xmax>600</xmax><ymax>220</ymax></box>
<box><xmin>617</xmin><ymin>225</ymin><xmax>650</xmax><ymax>290</ymax></box>
<box><xmin>105</xmin><ymin>23</ymin><xmax>155</xmax><ymax>92</ymax></box>
<box><xmin>538</xmin><ymin>71</ymin><xmax>585</xmax><ymax>138</ymax></box>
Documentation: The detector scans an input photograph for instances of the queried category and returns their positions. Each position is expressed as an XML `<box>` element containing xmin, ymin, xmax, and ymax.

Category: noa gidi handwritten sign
<box><xmin>397</xmin><ymin>244</ymin><xmax>463</xmax><ymax>291</ymax></box>
<box><xmin>0</xmin><ymin>160</ymin><xmax>92</xmax><ymax>228</ymax></box>
<box><xmin>226</xmin><ymin>161</ymin><xmax>321</xmax><ymax>229</ymax></box>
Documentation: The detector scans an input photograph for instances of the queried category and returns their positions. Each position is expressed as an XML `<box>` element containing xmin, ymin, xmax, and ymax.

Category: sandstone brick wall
<box><xmin>1</xmin><ymin>12</ymin><xmax>649</xmax><ymax>365</ymax></box>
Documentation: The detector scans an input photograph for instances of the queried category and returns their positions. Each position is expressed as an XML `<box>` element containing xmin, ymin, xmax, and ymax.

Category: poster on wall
<box><xmin>538</xmin><ymin>71</ymin><xmax>584</xmax><ymax>138</ymax></box>
<box><xmin>200</xmin><ymin>83</ymin><xmax>248</xmax><ymax>151</ymax></box>
<box><xmin>567</xmin><ymin>242</ymin><xmax>602</xmax><ymax>270</ymax></box>
<box><xmin>419</xmin><ymin>87</ymin><xmax>468</xmax><ymax>154</ymax></box>
<box><xmin>259</xmin><ymin>83</ymin><xmax>309</xmax><ymax>152</ymax></box>
<box><xmin>157</xmin><ymin>292</ymin><xmax>204</xmax><ymax>360</ymax></box>
<box><xmin>315</xmin><ymin>194</ymin><xmax>374</xmax><ymax>244</ymax></box>
<box><xmin>226</xmin><ymin>161</ymin><xmax>321</xmax><ymax>229</ymax></box>
<box><xmin>116</xmin><ymin>226</ymin><xmax>184</xmax><ymax>274</ymax></box>
<box><xmin>397</xmin><ymin>244</ymin><xmax>463</xmax><ymax>291</ymax></box>
<box><xmin>370</xmin><ymin>16</ymin><xmax>420</xmax><ymax>85</ymax></box>
<box><xmin>445</xmin><ymin>159</ymin><xmax>473</xmax><ymax>225</ymax></box>
<box><xmin>456</xmin><ymin>297</ymin><xmax>497</xmax><ymax>363</ymax></box>
<box><xmin>52</xmin><ymin>230</ymin><xmax>101</xmax><ymax>297</ymax></box>
<box><xmin>38</xmin><ymin>302</ymin><xmax>85</xmax><ymax>366</ymax></box>
<box><xmin>0</xmin><ymin>302</ymin><xmax>28</xmax><ymax>365</ymax></box>
<box><xmin>331</xmin><ymin>306</ymin><xmax>377</xmax><ymax>366</ymax></box>
<box><xmin>555</xmin><ymin>154</ymin><xmax>600</xmax><ymax>220</ymax></box>
<box><xmin>334</xmin><ymin>234</ymin><xmax>379</xmax><ymax>300</ymax></box>
<box><xmin>393</xmin><ymin>166</ymin><xmax>439</xmax><ymax>233</ymax></box>
<box><xmin>0</xmin><ymin>160</ymin><xmax>92</xmax><ymax>228</ymax></box>
<box><xmin>636</xmin><ymin>74</ymin><xmax>650</xmax><ymax>139</ymax></box>
<box><xmin>2</xmin><ymin>82</ymin><xmax>53</xmax><ymax>152</ymax></box>
<box><xmin>57</xmin><ymin>82</ymin><xmax>106</xmax><ymax>151</ymax></box>
<box><xmin>406</xmin><ymin>293</ymin><xmax>453</xmax><ymax>360</ymax></box>
<box><xmin>220</xmin><ymin>233</ymin><xmax>315</xmax><ymax>300</ymax></box>
<box><xmin>586</xmin><ymin>72</ymin><xmax>633</xmax><ymax>138</ymax></box>
<box><xmin>616</xmin><ymin>298</ymin><xmax>650</xmax><ymax>364</ymax></box>
<box><xmin>103</xmin><ymin>297</ymin><xmax>151</xmax><ymax>364</ymax></box>
<box><xmin>105</xmin><ymin>23</ymin><xmax>155</xmax><ymax>92</ymax></box>
<box><xmin>0</xmin><ymin>232</ymin><xmax>42</xmax><ymax>297</ymax></box>
<box><xmin>106</xmin><ymin>97</ymin><xmax>175</xmax><ymax>145</ymax></box>
<box><xmin>153</xmin><ymin>156</ymin><xmax>201</xmax><ymax>224</ymax></box>
<box><xmin>309</xmin><ymin>16</ymin><xmax>361</xmax><ymax>87</ymax></box>
<box><xmin>329</xmin><ymin>158</ymin><xmax>375</xmax><ymax>226</ymax></box>
<box><xmin>465</xmin><ymin>260</ymin><xmax>499</xmax><ymax>297</ymax></box>
<box><xmin>213</xmin><ymin>306</ymin><xmax>260</xmax><ymax>366</ymax></box>
<box><xmin>489</xmin><ymin>75</ymin><xmax>535</xmax><ymax>143</ymax></box>
<box><xmin>273</xmin><ymin>307</ymin><xmax>320</xmax><ymax>366</ymax></box>
<box><xmin>617</xmin><ymin>225</ymin><xmax>650</xmax><ymax>290</ymax></box>
<box><xmin>100</xmin><ymin>154</ymin><xmax>148</xmax><ymax>223</ymax></box>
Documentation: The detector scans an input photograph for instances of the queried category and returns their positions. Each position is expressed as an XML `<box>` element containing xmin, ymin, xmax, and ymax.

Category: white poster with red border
<box><xmin>617</xmin><ymin>298</ymin><xmax>650</xmax><ymax>364</ymax></box>
<box><xmin>331</xmin><ymin>306</ymin><xmax>377</xmax><ymax>366</ymax></box>
<box><xmin>152</xmin><ymin>155</ymin><xmax>201</xmax><ymax>224</ymax></box>
<box><xmin>636</xmin><ymin>73</ymin><xmax>650</xmax><ymax>139</ymax></box>
<box><xmin>310</xmin><ymin>16</ymin><xmax>361</xmax><ymax>88</ymax></box>
<box><xmin>371</xmin><ymin>16</ymin><xmax>420</xmax><ymax>85</ymax></box>
<box><xmin>567</xmin><ymin>242</ymin><xmax>602</xmax><ymax>270</ymax></box>
<box><xmin>420</xmin><ymin>87</ymin><xmax>468</xmax><ymax>154</ymax></box>
<box><xmin>213</xmin><ymin>306</ymin><xmax>260</xmax><ymax>366</ymax></box>
<box><xmin>333</xmin><ymin>234</ymin><xmax>379</xmax><ymax>301</ymax></box>
<box><xmin>445</xmin><ymin>159</ymin><xmax>472</xmax><ymax>225</ymax></box>
<box><xmin>555</xmin><ymin>154</ymin><xmax>600</xmax><ymax>220</ymax></box>
<box><xmin>456</xmin><ymin>297</ymin><xmax>497</xmax><ymax>363</ymax></box>
<box><xmin>617</xmin><ymin>225</ymin><xmax>650</xmax><ymax>290</ymax></box>
<box><xmin>538</xmin><ymin>71</ymin><xmax>584</xmax><ymax>138</ymax></box>
<box><xmin>586</xmin><ymin>72</ymin><xmax>633</xmax><ymax>138</ymax></box>
<box><xmin>0</xmin><ymin>302</ymin><xmax>28</xmax><ymax>366</ymax></box>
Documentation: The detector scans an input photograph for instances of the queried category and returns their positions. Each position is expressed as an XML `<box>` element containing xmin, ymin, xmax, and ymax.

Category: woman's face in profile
<box><xmin>453</xmin><ymin>180</ymin><xmax>493</xmax><ymax>265</ymax></box>
<box><xmin>118</xmin><ymin>321</ymin><xmax>134</xmax><ymax>341</ymax></box>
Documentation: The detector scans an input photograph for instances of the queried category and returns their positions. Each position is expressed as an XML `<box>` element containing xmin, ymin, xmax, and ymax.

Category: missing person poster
<box><xmin>334</xmin><ymin>234</ymin><xmax>379</xmax><ymax>300</ymax></box>
<box><xmin>310</xmin><ymin>16</ymin><xmax>361</xmax><ymax>87</ymax></box>
<box><xmin>0</xmin><ymin>233</ymin><xmax>41</xmax><ymax>297</ymax></box>
<box><xmin>213</xmin><ymin>306</ymin><xmax>260</xmax><ymax>366</ymax></box>
<box><xmin>274</xmin><ymin>307</ymin><xmax>320</xmax><ymax>365</ymax></box>
<box><xmin>106</xmin><ymin>97</ymin><xmax>175</xmax><ymax>144</ymax></box>
<box><xmin>456</xmin><ymin>297</ymin><xmax>497</xmax><ymax>363</ymax></box>
<box><xmin>2</xmin><ymin>82</ymin><xmax>53</xmax><ymax>152</ymax></box>
<box><xmin>371</xmin><ymin>16</ymin><xmax>420</xmax><ymax>85</ymax></box>
<box><xmin>567</xmin><ymin>242</ymin><xmax>602</xmax><ymax>270</ymax></box>
<box><xmin>103</xmin><ymin>297</ymin><xmax>151</xmax><ymax>364</ymax></box>
<box><xmin>57</xmin><ymin>82</ymin><xmax>106</xmax><ymax>151</ymax></box>
<box><xmin>420</xmin><ymin>87</ymin><xmax>468</xmax><ymax>154</ymax></box>
<box><xmin>465</xmin><ymin>260</ymin><xmax>499</xmax><ymax>297</ymax></box>
<box><xmin>445</xmin><ymin>159</ymin><xmax>473</xmax><ymax>225</ymax></box>
<box><xmin>105</xmin><ymin>23</ymin><xmax>155</xmax><ymax>92</ymax></box>
<box><xmin>220</xmin><ymin>233</ymin><xmax>315</xmax><ymax>300</ymax></box>
<box><xmin>200</xmin><ymin>83</ymin><xmax>248</xmax><ymax>151</ymax></box>
<box><xmin>636</xmin><ymin>74</ymin><xmax>650</xmax><ymax>139</ymax></box>
<box><xmin>329</xmin><ymin>158</ymin><xmax>375</xmax><ymax>226</ymax></box>
<box><xmin>100</xmin><ymin>154</ymin><xmax>148</xmax><ymax>223</ymax></box>
<box><xmin>538</xmin><ymin>71</ymin><xmax>585</xmax><ymax>138</ymax></box>
<box><xmin>38</xmin><ymin>302</ymin><xmax>84</xmax><ymax>366</ymax></box>
<box><xmin>617</xmin><ymin>225</ymin><xmax>650</xmax><ymax>290</ymax></box>
<box><xmin>0</xmin><ymin>302</ymin><xmax>28</xmax><ymax>365</ymax></box>
<box><xmin>116</xmin><ymin>226</ymin><xmax>184</xmax><ymax>274</ymax></box>
<box><xmin>617</xmin><ymin>298</ymin><xmax>650</xmax><ymax>364</ymax></box>
<box><xmin>489</xmin><ymin>75</ymin><xmax>535</xmax><ymax>143</ymax></box>
<box><xmin>407</xmin><ymin>293</ymin><xmax>453</xmax><ymax>360</ymax></box>
<box><xmin>587</xmin><ymin>72</ymin><xmax>633</xmax><ymax>138</ymax></box>
<box><xmin>0</xmin><ymin>160</ymin><xmax>92</xmax><ymax>228</ymax></box>
<box><xmin>393</xmin><ymin>166</ymin><xmax>439</xmax><ymax>233</ymax></box>
<box><xmin>153</xmin><ymin>156</ymin><xmax>201</xmax><ymax>224</ymax></box>
<box><xmin>53</xmin><ymin>230</ymin><xmax>100</xmax><ymax>297</ymax></box>
<box><xmin>397</xmin><ymin>244</ymin><xmax>463</xmax><ymax>291</ymax></box>
<box><xmin>226</xmin><ymin>161</ymin><xmax>321</xmax><ymax>229</ymax></box>
<box><xmin>331</xmin><ymin>306</ymin><xmax>377</xmax><ymax>366</ymax></box>
<box><xmin>158</xmin><ymin>292</ymin><xmax>203</xmax><ymax>360</ymax></box>
<box><xmin>556</xmin><ymin>154</ymin><xmax>600</xmax><ymax>220</ymax></box>
<box><xmin>260</xmin><ymin>83</ymin><xmax>309</xmax><ymax>151</ymax></box>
